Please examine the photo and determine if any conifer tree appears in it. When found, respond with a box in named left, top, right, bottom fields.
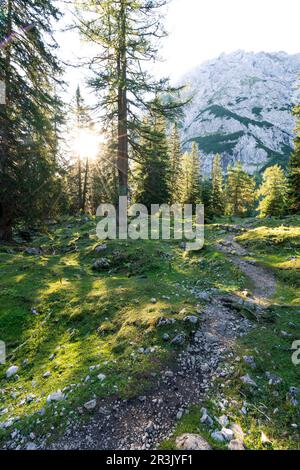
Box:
left=0, top=0, right=63, bottom=240
left=201, top=178, right=213, bottom=221
left=258, top=165, right=288, bottom=218
left=225, top=162, right=256, bottom=216
left=168, top=123, right=182, bottom=204
left=133, top=113, right=170, bottom=208
left=210, top=154, right=224, bottom=216
left=90, top=136, right=119, bottom=212
left=75, top=87, right=92, bottom=212
left=288, top=103, right=300, bottom=213
left=180, top=142, right=202, bottom=206
left=76, top=0, right=184, bottom=200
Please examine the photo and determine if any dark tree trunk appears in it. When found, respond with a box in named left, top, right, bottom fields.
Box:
left=78, top=156, right=82, bottom=210
left=117, top=0, right=128, bottom=199
left=82, top=157, right=89, bottom=212
left=0, top=1, right=13, bottom=242
left=0, top=203, right=13, bottom=241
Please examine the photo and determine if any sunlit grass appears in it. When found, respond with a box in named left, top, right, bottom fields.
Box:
left=0, top=218, right=246, bottom=444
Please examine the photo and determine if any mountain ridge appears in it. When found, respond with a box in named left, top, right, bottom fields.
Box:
left=181, top=50, right=300, bottom=174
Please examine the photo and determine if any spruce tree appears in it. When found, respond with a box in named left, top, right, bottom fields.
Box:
left=180, top=142, right=202, bottom=206
left=210, top=154, right=224, bottom=216
left=258, top=165, right=288, bottom=218
left=133, top=113, right=170, bottom=209
left=168, top=123, right=182, bottom=204
left=0, top=0, right=63, bottom=240
left=225, top=162, right=256, bottom=216
left=201, top=178, right=213, bottom=221
left=288, top=103, right=300, bottom=213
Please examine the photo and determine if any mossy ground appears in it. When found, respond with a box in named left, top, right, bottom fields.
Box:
left=0, top=216, right=245, bottom=446
left=1, top=215, right=299, bottom=449
left=162, top=215, right=300, bottom=450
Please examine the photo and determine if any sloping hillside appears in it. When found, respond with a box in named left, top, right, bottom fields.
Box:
left=182, top=50, right=300, bottom=174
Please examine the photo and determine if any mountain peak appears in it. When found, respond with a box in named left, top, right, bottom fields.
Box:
left=182, top=51, right=300, bottom=175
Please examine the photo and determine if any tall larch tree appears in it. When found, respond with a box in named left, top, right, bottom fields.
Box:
left=0, top=0, right=63, bottom=240
left=76, top=0, right=184, bottom=201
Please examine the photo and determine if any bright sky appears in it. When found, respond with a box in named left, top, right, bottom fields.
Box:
left=56, top=0, right=300, bottom=98
left=159, top=0, right=300, bottom=79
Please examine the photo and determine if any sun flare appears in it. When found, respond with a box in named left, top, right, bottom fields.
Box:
left=73, top=130, right=103, bottom=161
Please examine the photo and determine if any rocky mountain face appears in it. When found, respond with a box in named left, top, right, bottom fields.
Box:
left=181, top=50, right=300, bottom=175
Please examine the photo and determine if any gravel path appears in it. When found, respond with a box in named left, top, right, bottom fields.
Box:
left=217, top=235, right=276, bottom=303
left=42, top=297, right=252, bottom=450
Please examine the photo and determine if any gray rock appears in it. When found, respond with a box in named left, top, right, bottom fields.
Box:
left=25, top=248, right=42, bottom=256
left=95, top=244, right=108, bottom=253
left=266, top=372, right=283, bottom=386
left=240, top=374, right=257, bottom=387
left=157, top=317, right=176, bottom=327
left=46, top=390, right=64, bottom=403
left=164, top=371, right=174, bottom=378
left=243, top=356, right=257, bottom=369
left=200, top=408, right=214, bottom=427
left=221, top=427, right=235, bottom=441
left=218, top=415, right=229, bottom=427
left=97, top=373, right=106, bottom=382
left=184, top=315, right=198, bottom=325
left=6, top=366, right=19, bottom=378
left=92, top=258, right=110, bottom=270
left=228, top=439, right=245, bottom=450
left=26, top=442, right=37, bottom=450
left=145, top=421, right=155, bottom=434
left=197, top=292, right=210, bottom=301
left=171, top=334, right=186, bottom=346
left=84, top=400, right=97, bottom=411
left=31, top=308, right=40, bottom=316
left=281, top=330, right=293, bottom=338
left=290, top=387, right=300, bottom=397
left=176, top=433, right=211, bottom=450
left=204, top=332, right=218, bottom=344
left=211, top=431, right=225, bottom=443
left=230, top=423, right=245, bottom=439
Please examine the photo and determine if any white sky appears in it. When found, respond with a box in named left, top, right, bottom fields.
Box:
left=55, top=0, right=300, bottom=99
left=160, top=0, right=300, bottom=79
